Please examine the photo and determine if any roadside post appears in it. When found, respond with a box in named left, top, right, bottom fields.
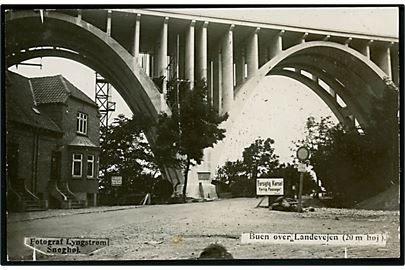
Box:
left=111, top=176, right=122, bottom=205
left=296, top=146, right=310, bottom=212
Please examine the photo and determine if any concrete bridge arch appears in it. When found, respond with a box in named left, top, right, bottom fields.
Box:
left=210, top=40, right=396, bottom=178
left=5, top=10, right=166, bottom=120
left=5, top=10, right=183, bottom=184
left=231, top=41, right=391, bottom=133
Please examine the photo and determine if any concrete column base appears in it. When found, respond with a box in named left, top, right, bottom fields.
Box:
left=178, top=165, right=218, bottom=200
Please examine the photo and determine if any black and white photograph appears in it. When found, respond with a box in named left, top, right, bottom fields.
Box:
left=1, top=5, right=403, bottom=264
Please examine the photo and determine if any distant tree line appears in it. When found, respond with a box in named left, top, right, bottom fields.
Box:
left=214, top=138, right=318, bottom=198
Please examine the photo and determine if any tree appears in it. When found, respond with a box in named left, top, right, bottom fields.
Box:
left=155, top=80, right=228, bottom=200
left=214, top=138, right=281, bottom=197
left=242, top=138, right=280, bottom=179
left=99, top=114, right=160, bottom=204
left=295, top=79, right=399, bottom=206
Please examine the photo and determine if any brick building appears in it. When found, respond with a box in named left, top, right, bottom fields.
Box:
left=6, top=71, right=100, bottom=211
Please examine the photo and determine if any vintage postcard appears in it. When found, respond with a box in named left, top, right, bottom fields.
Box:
left=1, top=5, right=402, bottom=265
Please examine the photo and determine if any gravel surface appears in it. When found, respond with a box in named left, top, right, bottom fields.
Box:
left=6, top=198, right=400, bottom=261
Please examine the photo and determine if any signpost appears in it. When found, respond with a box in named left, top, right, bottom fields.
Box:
left=256, top=178, right=284, bottom=208
left=296, top=146, right=310, bottom=212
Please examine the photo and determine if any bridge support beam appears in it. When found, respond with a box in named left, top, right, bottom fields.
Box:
left=246, top=27, right=259, bottom=78
left=359, top=40, right=372, bottom=59
left=106, top=10, right=112, bottom=37
left=268, top=30, right=284, bottom=59
left=76, top=9, right=82, bottom=23
left=300, top=32, right=308, bottom=44
left=391, top=45, right=399, bottom=85
left=221, top=25, right=234, bottom=113
left=132, top=14, right=141, bottom=64
left=375, top=44, right=392, bottom=79
left=185, top=20, right=196, bottom=89
left=197, top=22, right=209, bottom=82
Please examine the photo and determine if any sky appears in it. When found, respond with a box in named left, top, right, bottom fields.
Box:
left=155, top=7, right=398, bottom=37
left=8, top=7, right=398, bottom=166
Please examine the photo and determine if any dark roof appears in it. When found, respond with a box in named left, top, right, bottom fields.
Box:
left=30, top=74, right=97, bottom=106
left=6, top=71, right=63, bottom=134
left=68, top=136, right=98, bottom=148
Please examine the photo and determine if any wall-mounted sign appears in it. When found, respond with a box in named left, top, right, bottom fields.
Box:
left=111, top=176, right=122, bottom=186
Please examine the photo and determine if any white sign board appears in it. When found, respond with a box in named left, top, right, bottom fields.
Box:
left=111, top=176, right=122, bottom=186
left=298, top=163, right=307, bottom=172
left=256, top=178, right=284, bottom=196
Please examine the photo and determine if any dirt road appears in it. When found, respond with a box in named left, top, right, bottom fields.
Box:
left=6, top=198, right=400, bottom=261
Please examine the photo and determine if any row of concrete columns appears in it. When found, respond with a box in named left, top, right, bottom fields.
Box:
left=122, top=13, right=283, bottom=115
left=103, top=11, right=397, bottom=114
left=354, top=39, right=395, bottom=81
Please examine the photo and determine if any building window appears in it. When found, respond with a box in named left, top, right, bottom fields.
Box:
left=87, top=155, right=94, bottom=178
left=72, top=154, right=82, bottom=177
left=77, top=112, right=88, bottom=135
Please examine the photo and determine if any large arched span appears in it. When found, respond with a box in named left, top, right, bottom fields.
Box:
left=5, top=10, right=166, bottom=123
left=5, top=10, right=183, bottom=184
left=232, top=41, right=390, bottom=132
left=210, top=41, right=393, bottom=176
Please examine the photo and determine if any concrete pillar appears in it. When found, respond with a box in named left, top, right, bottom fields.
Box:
left=106, top=10, right=112, bottom=36
left=360, top=40, right=373, bottom=59
left=132, top=14, right=141, bottom=62
left=268, top=30, right=284, bottom=59
left=375, top=44, right=392, bottom=78
left=312, top=74, right=318, bottom=84
left=344, top=37, right=352, bottom=47
left=236, top=48, right=245, bottom=85
left=145, top=54, right=150, bottom=77
left=185, top=20, right=196, bottom=89
left=158, top=17, right=169, bottom=112
left=328, top=86, right=336, bottom=99
left=300, top=32, right=308, bottom=44
left=385, top=45, right=392, bottom=79
left=76, top=9, right=82, bottom=23
left=246, top=27, right=259, bottom=78
left=390, top=45, right=399, bottom=85
left=197, top=21, right=209, bottom=82
left=221, top=25, right=234, bottom=114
